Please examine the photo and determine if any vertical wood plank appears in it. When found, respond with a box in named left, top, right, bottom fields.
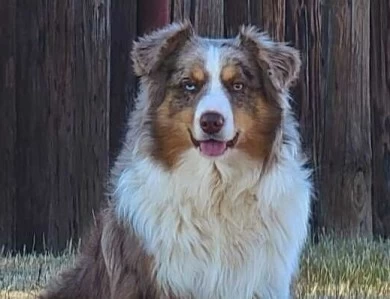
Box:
left=284, top=1, right=323, bottom=234
left=70, top=0, right=110, bottom=249
left=194, top=0, right=224, bottom=37
left=370, top=0, right=390, bottom=237
left=249, top=0, right=286, bottom=41
left=138, top=0, right=170, bottom=34
left=14, top=0, right=110, bottom=252
left=45, top=0, right=76, bottom=251
left=14, top=0, right=51, bottom=251
left=172, top=0, right=193, bottom=22
left=318, top=0, right=372, bottom=236
left=110, top=0, right=137, bottom=165
left=224, top=0, right=248, bottom=37
left=0, top=0, right=16, bottom=250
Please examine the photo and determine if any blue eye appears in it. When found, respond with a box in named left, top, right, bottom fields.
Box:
left=185, top=83, right=196, bottom=91
left=183, top=80, right=197, bottom=92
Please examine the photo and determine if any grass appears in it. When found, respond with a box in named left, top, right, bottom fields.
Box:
left=295, top=236, right=390, bottom=298
left=1, top=236, right=389, bottom=299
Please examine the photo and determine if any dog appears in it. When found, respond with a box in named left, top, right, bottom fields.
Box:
left=40, top=21, right=312, bottom=299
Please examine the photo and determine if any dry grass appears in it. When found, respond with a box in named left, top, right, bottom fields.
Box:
left=1, top=236, right=389, bottom=298
left=295, top=236, right=390, bottom=298
left=0, top=243, right=75, bottom=299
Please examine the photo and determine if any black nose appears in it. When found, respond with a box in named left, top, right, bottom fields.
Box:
left=200, top=112, right=225, bottom=134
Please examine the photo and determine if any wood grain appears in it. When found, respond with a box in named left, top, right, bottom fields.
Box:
left=110, top=0, right=137, bottom=165
left=370, top=0, right=390, bottom=237
left=71, top=0, right=110, bottom=250
left=14, top=0, right=52, bottom=251
left=137, top=0, right=170, bottom=34
left=224, top=0, right=248, bottom=37
left=194, top=0, right=224, bottom=37
left=249, top=0, right=286, bottom=41
left=284, top=1, right=323, bottom=234
left=318, top=0, right=372, bottom=236
left=172, top=0, right=193, bottom=22
left=12, top=0, right=110, bottom=252
left=0, top=0, right=16, bottom=250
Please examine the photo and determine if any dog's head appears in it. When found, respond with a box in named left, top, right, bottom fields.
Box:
left=132, top=21, right=301, bottom=170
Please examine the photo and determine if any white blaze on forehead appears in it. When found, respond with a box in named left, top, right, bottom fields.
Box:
left=193, top=45, right=235, bottom=140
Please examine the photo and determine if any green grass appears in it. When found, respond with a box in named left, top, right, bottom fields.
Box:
left=1, top=236, right=389, bottom=298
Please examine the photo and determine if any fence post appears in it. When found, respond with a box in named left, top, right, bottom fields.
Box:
left=11, top=0, right=110, bottom=252
left=318, top=0, right=372, bottom=236
left=137, top=0, right=170, bottom=34
left=284, top=1, right=322, bottom=235
left=0, top=0, right=16, bottom=251
left=370, top=0, right=390, bottom=238
left=109, top=0, right=138, bottom=165
left=194, top=0, right=224, bottom=37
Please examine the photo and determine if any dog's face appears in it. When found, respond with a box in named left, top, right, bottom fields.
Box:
left=132, top=22, right=301, bottom=169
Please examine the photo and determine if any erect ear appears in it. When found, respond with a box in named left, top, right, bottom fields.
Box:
left=237, top=25, right=301, bottom=92
left=131, top=21, right=194, bottom=77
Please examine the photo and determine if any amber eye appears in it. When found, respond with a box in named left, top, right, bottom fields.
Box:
left=232, top=82, right=244, bottom=91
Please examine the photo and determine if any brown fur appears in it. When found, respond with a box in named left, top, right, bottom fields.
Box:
left=152, top=92, right=194, bottom=168
left=234, top=97, right=281, bottom=161
left=39, top=206, right=174, bottom=299
left=221, top=65, right=238, bottom=82
left=191, top=65, right=206, bottom=82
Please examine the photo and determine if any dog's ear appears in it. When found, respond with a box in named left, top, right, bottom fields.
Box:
left=132, top=21, right=194, bottom=77
left=237, top=25, right=301, bottom=92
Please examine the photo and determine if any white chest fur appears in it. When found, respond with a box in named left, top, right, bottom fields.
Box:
left=114, top=149, right=311, bottom=299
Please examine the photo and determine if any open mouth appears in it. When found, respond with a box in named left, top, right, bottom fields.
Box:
left=189, top=130, right=239, bottom=157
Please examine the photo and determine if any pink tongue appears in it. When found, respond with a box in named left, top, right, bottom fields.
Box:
left=199, top=140, right=227, bottom=157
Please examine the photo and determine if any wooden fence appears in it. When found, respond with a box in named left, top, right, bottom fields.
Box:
left=1, top=0, right=389, bottom=252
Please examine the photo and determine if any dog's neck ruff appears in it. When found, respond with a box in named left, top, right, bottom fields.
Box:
left=113, top=140, right=311, bottom=298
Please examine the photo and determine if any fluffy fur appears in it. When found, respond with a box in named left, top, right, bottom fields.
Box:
left=40, top=21, right=312, bottom=299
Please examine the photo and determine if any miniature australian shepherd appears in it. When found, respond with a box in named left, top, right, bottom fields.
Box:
left=40, top=21, right=312, bottom=299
